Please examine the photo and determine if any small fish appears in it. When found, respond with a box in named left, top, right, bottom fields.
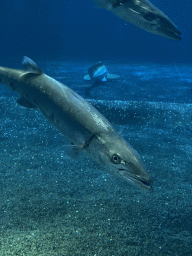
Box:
left=84, top=62, right=120, bottom=82
left=0, top=56, right=152, bottom=190
left=93, top=0, right=181, bottom=40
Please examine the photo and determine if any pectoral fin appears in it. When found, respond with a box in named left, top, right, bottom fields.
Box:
left=64, top=143, right=86, bottom=159
left=64, top=135, right=96, bottom=158
left=101, top=77, right=107, bottom=82
left=84, top=75, right=91, bottom=81
left=17, top=97, right=36, bottom=108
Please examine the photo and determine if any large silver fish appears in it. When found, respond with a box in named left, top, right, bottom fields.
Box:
left=94, top=0, right=181, bottom=40
left=0, top=57, right=152, bottom=190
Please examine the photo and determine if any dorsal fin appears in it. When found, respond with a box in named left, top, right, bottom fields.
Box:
left=22, top=56, right=42, bottom=75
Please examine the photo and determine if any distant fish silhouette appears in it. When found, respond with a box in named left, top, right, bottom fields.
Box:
left=84, top=62, right=120, bottom=82
left=93, top=0, right=181, bottom=40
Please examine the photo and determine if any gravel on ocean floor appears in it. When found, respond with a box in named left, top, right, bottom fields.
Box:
left=0, top=62, right=192, bottom=255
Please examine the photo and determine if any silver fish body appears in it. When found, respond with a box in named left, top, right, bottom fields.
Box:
left=94, top=0, right=181, bottom=40
left=0, top=57, right=152, bottom=190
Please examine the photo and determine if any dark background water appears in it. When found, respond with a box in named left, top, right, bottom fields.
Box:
left=0, top=0, right=192, bottom=64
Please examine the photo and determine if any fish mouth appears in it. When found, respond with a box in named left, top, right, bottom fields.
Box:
left=157, top=16, right=181, bottom=40
left=119, top=169, right=152, bottom=191
left=143, top=12, right=181, bottom=40
left=158, top=25, right=181, bottom=41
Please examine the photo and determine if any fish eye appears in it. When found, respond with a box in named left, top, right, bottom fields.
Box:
left=111, top=154, right=121, bottom=164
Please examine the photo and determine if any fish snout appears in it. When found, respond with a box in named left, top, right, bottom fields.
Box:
left=118, top=164, right=152, bottom=191
left=143, top=12, right=181, bottom=40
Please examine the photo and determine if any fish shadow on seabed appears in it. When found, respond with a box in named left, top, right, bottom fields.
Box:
left=84, top=80, right=115, bottom=98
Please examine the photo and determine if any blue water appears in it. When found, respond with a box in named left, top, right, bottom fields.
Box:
left=0, top=1, right=192, bottom=63
left=0, top=1, right=192, bottom=255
